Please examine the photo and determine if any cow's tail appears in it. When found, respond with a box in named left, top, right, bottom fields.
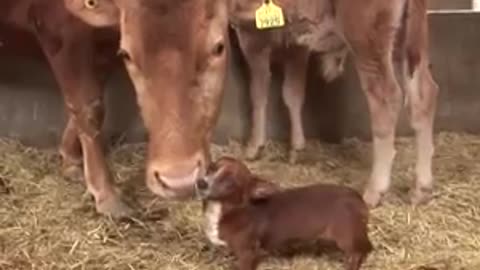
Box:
left=396, top=0, right=431, bottom=107
left=399, top=0, right=429, bottom=77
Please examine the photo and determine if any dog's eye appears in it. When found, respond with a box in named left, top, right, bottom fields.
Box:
left=117, top=49, right=132, bottom=62
left=206, top=163, right=217, bottom=174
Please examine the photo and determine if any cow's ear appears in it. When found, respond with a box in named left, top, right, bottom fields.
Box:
left=249, top=177, right=280, bottom=200
left=64, top=0, right=120, bottom=27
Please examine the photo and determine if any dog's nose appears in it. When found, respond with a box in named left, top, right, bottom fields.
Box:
left=196, top=178, right=208, bottom=190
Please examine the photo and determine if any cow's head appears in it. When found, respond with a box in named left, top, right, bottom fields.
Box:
left=64, top=0, right=229, bottom=199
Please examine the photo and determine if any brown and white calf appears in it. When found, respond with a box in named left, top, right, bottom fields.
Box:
left=0, top=0, right=229, bottom=217
left=229, top=0, right=439, bottom=207
left=196, top=157, right=373, bottom=270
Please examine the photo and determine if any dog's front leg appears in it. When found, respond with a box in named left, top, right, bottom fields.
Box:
left=231, top=239, right=260, bottom=270
left=234, top=251, right=258, bottom=270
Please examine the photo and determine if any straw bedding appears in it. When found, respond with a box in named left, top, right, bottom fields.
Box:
left=0, top=132, right=479, bottom=270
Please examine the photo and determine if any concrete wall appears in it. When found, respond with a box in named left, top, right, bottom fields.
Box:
left=427, top=0, right=472, bottom=10
left=1, top=11, right=480, bottom=148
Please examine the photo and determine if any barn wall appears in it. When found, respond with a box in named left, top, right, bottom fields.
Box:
left=0, top=11, right=480, bottom=148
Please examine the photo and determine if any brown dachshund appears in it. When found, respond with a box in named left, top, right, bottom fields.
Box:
left=195, top=156, right=373, bottom=270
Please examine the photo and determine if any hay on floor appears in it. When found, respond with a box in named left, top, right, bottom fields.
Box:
left=0, top=132, right=479, bottom=270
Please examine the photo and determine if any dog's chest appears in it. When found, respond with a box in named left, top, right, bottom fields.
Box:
left=204, top=202, right=227, bottom=246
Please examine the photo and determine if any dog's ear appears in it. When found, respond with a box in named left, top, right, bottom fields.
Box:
left=249, top=177, right=280, bottom=200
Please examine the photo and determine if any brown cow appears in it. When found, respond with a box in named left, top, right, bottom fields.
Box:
left=0, top=0, right=229, bottom=217
left=229, top=0, right=439, bottom=207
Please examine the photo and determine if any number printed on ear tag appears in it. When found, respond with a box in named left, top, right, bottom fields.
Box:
left=255, top=0, right=285, bottom=30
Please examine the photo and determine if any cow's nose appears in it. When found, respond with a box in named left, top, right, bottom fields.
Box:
left=147, top=155, right=205, bottom=199
left=153, top=171, right=171, bottom=190
left=196, top=178, right=209, bottom=190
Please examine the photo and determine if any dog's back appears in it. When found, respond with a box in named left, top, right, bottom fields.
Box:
left=250, top=183, right=372, bottom=254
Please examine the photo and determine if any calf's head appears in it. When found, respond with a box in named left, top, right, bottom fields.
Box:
left=64, top=0, right=229, bottom=198
left=196, top=157, right=279, bottom=205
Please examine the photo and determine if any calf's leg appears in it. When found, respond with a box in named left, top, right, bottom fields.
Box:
left=236, top=30, right=272, bottom=160
left=349, top=44, right=403, bottom=208
left=281, top=47, right=309, bottom=164
left=356, top=55, right=402, bottom=208
left=32, top=17, right=133, bottom=217
left=405, top=62, right=438, bottom=205
left=395, top=0, right=438, bottom=205
left=339, top=12, right=403, bottom=207
left=339, top=3, right=404, bottom=207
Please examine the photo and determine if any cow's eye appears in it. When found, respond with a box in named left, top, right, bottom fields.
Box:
left=117, top=48, right=132, bottom=62
left=212, top=41, right=225, bottom=56
left=84, top=0, right=98, bottom=9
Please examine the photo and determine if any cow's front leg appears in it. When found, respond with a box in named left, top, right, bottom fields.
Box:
left=59, top=116, right=83, bottom=182
left=53, top=58, right=133, bottom=218
left=236, top=30, right=272, bottom=160
left=281, top=47, right=309, bottom=164
left=33, top=19, right=134, bottom=217
left=59, top=40, right=118, bottom=183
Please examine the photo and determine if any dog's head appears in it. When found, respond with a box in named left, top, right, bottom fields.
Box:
left=195, top=156, right=279, bottom=204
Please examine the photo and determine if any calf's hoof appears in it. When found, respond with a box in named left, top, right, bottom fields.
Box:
left=288, top=150, right=298, bottom=164
left=363, top=188, right=384, bottom=208
left=244, top=144, right=263, bottom=161
left=62, top=164, right=84, bottom=182
left=410, top=186, right=433, bottom=206
left=288, top=149, right=304, bottom=164
left=96, top=194, right=136, bottom=218
left=288, top=142, right=305, bottom=164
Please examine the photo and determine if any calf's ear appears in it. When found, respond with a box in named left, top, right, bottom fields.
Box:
left=249, top=177, right=281, bottom=200
left=64, top=0, right=120, bottom=27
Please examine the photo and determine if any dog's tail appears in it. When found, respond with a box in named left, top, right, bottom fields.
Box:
left=342, top=201, right=374, bottom=256
left=351, top=208, right=374, bottom=256
left=360, top=233, right=374, bottom=255
left=353, top=196, right=374, bottom=254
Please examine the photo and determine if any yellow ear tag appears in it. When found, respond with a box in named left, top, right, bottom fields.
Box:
left=255, top=0, right=285, bottom=30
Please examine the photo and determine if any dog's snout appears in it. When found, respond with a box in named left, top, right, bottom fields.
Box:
left=196, top=178, right=209, bottom=190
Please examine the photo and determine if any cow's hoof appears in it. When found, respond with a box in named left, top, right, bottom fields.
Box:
left=96, top=195, right=136, bottom=218
left=363, top=189, right=383, bottom=209
left=410, top=186, right=433, bottom=206
left=62, top=164, right=84, bottom=182
left=244, top=145, right=263, bottom=161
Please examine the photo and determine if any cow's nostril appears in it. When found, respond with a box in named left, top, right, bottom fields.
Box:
left=154, top=171, right=170, bottom=190
left=196, top=178, right=208, bottom=190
